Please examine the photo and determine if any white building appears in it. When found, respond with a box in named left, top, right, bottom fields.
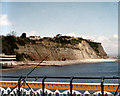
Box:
left=0, top=53, right=16, bottom=66
left=29, top=36, right=41, bottom=40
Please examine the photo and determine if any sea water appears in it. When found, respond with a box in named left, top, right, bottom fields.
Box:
left=2, top=61, right=119, bottom=83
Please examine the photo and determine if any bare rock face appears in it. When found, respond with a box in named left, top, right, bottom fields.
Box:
left=97, top=43, right=108, bottom=59
left=15, top=40, right=108, bottom=61
left=77, top=41, right=99, bottom=59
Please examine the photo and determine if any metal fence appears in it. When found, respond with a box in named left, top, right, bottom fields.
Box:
left=0, top=76, right=120, bottom=96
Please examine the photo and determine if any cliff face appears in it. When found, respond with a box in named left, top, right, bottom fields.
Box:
left=2, top=35, right=108, bottom=61
left=97, top=43, right=108, bottom=58
left=15, top=39, right=108, bottom=61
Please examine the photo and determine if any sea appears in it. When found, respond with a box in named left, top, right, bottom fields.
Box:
left=2, top=61, right=119, bottom=83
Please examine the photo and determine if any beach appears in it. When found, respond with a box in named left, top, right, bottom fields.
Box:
left=1, top=58, right=118, bottom=71
left=42, top=59, right=118, bottom=66
left=16, top=58, right=117, bottom=66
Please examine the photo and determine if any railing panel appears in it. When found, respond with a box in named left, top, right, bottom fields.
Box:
left=0, top=81, right=119, bottom=95
left=0, top=76, right=120, bottom=95
left=0, top=81, right=119, bottom=92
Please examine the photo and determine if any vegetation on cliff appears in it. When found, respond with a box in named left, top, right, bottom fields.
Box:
left=2, top=36, right=18, bottom=55
left=2, top=33, right=107, bottom=61
left=86, top=40, right=100, bottom=55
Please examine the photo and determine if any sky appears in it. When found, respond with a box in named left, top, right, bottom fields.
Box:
left=0, top=2, right=118, bottom=55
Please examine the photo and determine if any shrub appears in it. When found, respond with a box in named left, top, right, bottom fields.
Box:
left=70, top=39, right=79, bottom=45
left=87, top=41, right=99, bottom=54
left=17, top=38, right=26, bottom=46
left=23, top=54, right=35, bottom=61
left=16, top=53, right=24, bottom=61
left=2, top=36, right=18, bottom=54
left=20, top=33, right=26, bottom=38
left=16, top=37, right=30, bottom=46
left=78, top=37, right=83, bottom=43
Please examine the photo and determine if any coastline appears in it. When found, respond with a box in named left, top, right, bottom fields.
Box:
left=1, top=58, right=118, bottom=71
left=41, top=59, right=118, bottom=66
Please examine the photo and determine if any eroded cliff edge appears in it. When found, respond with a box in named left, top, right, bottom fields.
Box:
left=2, top=35, right=108, bottom=61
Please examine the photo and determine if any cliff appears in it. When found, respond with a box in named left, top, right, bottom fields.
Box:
left=2, top=35, right=108, bottom=61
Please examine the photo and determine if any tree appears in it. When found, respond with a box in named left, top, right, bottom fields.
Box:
left=56, top=34, right=62, bottom=38
left=7, top=31, right=16, bottom=36
left=20, top=33, right=26, bottom=38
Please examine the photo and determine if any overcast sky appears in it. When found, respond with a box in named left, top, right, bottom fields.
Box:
left=0, top=2, right=118, bottom=55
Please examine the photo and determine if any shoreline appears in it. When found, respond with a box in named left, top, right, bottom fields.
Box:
left=2, top=58, right=118, bottom=71
left=41, top=59, right=118, bottom=66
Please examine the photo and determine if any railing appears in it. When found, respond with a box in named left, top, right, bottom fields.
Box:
left=0, top=76, right=120, bottom=96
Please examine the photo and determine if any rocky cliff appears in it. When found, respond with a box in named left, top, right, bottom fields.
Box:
left=2, top=35, right=108, bottom=61
left=13, top=36, right=108, bottom=61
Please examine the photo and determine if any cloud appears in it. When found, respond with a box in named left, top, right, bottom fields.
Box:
left=65, top=33, right=76, bottom=37
left=96, top=34, right=118, bottom=46
left=113, top=34, right=118, bottom=39
left=65, top=32, right=96, bottom=40
left=25, top=30, right=38, bottom=37
left=95, top=34, right=118, bottom=55
left=0, top=14, right=12, bottom=26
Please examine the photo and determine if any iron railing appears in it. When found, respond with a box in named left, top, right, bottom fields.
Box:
left=0, top=76, right=120, bottom=96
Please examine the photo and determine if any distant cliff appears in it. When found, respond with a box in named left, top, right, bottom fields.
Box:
left=2, top=35, right=108, bottom=61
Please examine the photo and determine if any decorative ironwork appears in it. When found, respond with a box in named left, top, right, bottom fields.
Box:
left=0, top=81, right=120, bottom=95
left=0, top=76, right=120, bottom=96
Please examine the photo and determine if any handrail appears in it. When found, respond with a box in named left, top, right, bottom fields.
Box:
left=1, top=76, right=120, bottom=79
